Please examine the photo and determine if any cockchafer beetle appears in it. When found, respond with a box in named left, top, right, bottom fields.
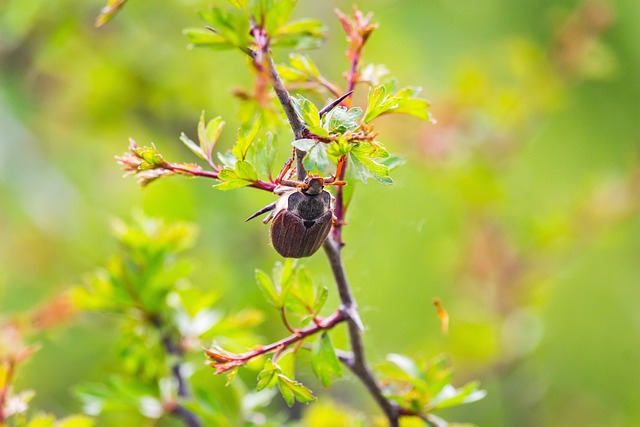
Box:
left=246, top=158, right=346, bottom=258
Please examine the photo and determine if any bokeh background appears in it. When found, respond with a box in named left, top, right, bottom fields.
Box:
left=1, top=0, right=639, bottom=425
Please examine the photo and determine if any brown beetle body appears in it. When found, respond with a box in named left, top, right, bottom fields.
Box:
left=269, top=189, right=333, bottom=258
left=246, top=158, right=346, bottom=259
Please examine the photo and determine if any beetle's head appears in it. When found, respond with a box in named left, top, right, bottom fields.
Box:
left=302, top=177, right=325, bottom=195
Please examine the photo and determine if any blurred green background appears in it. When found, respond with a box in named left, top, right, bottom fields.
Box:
left=1, top=0, right=639, bottom=425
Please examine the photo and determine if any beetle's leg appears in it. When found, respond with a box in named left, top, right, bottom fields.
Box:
left=275, top=158, right=294, bottom=185
left=324, top=155, right=347, bottom=185
left=278, top=179, right=307, bottom=189
left=245, top=201, right=277, bottom=222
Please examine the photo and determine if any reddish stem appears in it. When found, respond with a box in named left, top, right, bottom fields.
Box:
left=207, top=309, right=347, bottom=372
left=331, top=155, right=348, bottom=246
left=168, top=165, right=276, bottom=192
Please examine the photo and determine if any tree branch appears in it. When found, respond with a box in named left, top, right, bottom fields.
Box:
left=151, top=317, right=202, bottom=427
left=264, top=53, right=307, bottom=181
left=323, top=237, right=400, bottom=427
left=206, top=309, right=348, bottom=374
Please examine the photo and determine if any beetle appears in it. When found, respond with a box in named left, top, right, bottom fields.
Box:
left=246, top=159, right=346, bottom=258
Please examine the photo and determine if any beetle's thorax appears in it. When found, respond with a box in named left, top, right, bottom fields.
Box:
left=301, top=177, right=324, bottom=196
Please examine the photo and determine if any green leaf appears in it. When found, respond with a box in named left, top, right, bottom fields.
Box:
left=364, top=85, right=392, bottom=123
left=226, top=0, right=248, bottom=9
left=217, top=150, right=237, bottom=168
left=257, top=359, right=281, bottom=392
left=289, top=53, right=320, bottom=78
left=303, top=142, right=329, bottom=173
left=180, top=133, right=206, bottom=161
left=390, top=87, right=433, bottom=121
left=292, top=95, right=321, bottom=129
left=214, top=161, right=257, bottom=190
left=253, top=132, right=278, bottom=180
left=387, top=353, right=421, bottom=378
left=276, top=374, right=316, bottom=406
left=272, top=19, right=327, bottom=49
left=323, top=106, right=362, bottom=134
left=198, top=112, right=225, bottom=160
left=255, top=269, right=280, bottom=307
left=291, top=266, right=315, bottom=312
left=381, top=156, right=406, bottom=171
left=364, top=85, right=433, bottom=123
left=313, top=286, right=328, bottom=315
left=261, top=0, right=297, bottom=36
left=311, top=333, right=342, bottom=387
left=183, top=28, right=234, bottom=50
left=349, top=152, right=392, bottom=185
left=232, top=118, right=261, bottom=161
left=428, top=382, right=487, bottom=411
left=198, top=7, right=252, bottom=51
left=292, top=138, right=316, bottom=151
left=277, top=259, right=298, bottom=300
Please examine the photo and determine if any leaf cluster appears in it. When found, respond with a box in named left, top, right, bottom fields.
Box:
left=72, top=214, right=262, bottom=424
left=379, top=354, right=486, bottom=425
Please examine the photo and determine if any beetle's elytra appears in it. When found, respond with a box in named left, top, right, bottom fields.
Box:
left=246, top=160, right=346, bottom=258
left=269, top=185, right=333, bottom=258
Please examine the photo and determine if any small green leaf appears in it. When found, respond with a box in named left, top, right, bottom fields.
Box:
left=276, top=374, right=316, bottom=406
left=198, top=112, right=225, bottom=160
left=303, top=142, right=329, bottom=173
left=324, top=106, right=362, bottom=134
left=364, top=85, right=433, bottom=123
left=364, top=85, right=391, bottom=123
left=381, top=156, right=406, bottom=171
left=217, top=150, right=237, bottom=168
left=273, top=19, right=327, bottom=50
left=277, top=376, right=295, bottom=407
left=180, top=133, right=206, bottom=161
left=313, top=286, right=328, bottom=315
left=232, top=118, right=261, bottom=161
left=253, top=132, right=278, bottom=180
left=255, top=269, right=280, bottom=307
left=349, top=152, right=392, bottom=185
left=289, top=53, right=320, bottom=78
left=235, top=160, right=258, bottom=181
left=311, top=333, right=342, bottom=387
left=390, top=87, right=433, bottom=122
left=292, top=95, right=321, bottom=129
left=294, top=266, right=315, bottom=311
left=429, top=382, right=487, bottom=410
left=183, top=28, right=234, bottom=50
left=261, top=0, right=297, bottom=36
left=198, top=7, right=252, bottom=51
left=292, top=138, right=317, bottom=151
left=387, top=353, right=421, bottom=378
left=278, top=259, right=298, bottom=300
left=257, top=359, right=281, bottom=392
left=213, top=160, right=257, bottom=190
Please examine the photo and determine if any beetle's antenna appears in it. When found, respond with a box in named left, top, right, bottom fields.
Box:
left=245, top=202, right=277, bottom=222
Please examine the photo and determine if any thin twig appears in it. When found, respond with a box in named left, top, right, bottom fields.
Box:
left=323, top=237, right=400, bottom=427
left=206, top=309, right=347, bottom=373
left=151, top=317, right=203, bottom=427
left=264, top=54, right=307, bottom=181
left=168, top=165, right=276, bottom=192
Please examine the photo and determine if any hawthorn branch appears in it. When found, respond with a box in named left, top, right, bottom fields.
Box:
left=167, top=164, right=277, bottom=192
left=323, top=237, right=400, bottom=427
left=206, top=309, right=347, bottom=373
left=150, top=317, right=202, bottom=427
left=264, top=53, right=307, bottom=181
